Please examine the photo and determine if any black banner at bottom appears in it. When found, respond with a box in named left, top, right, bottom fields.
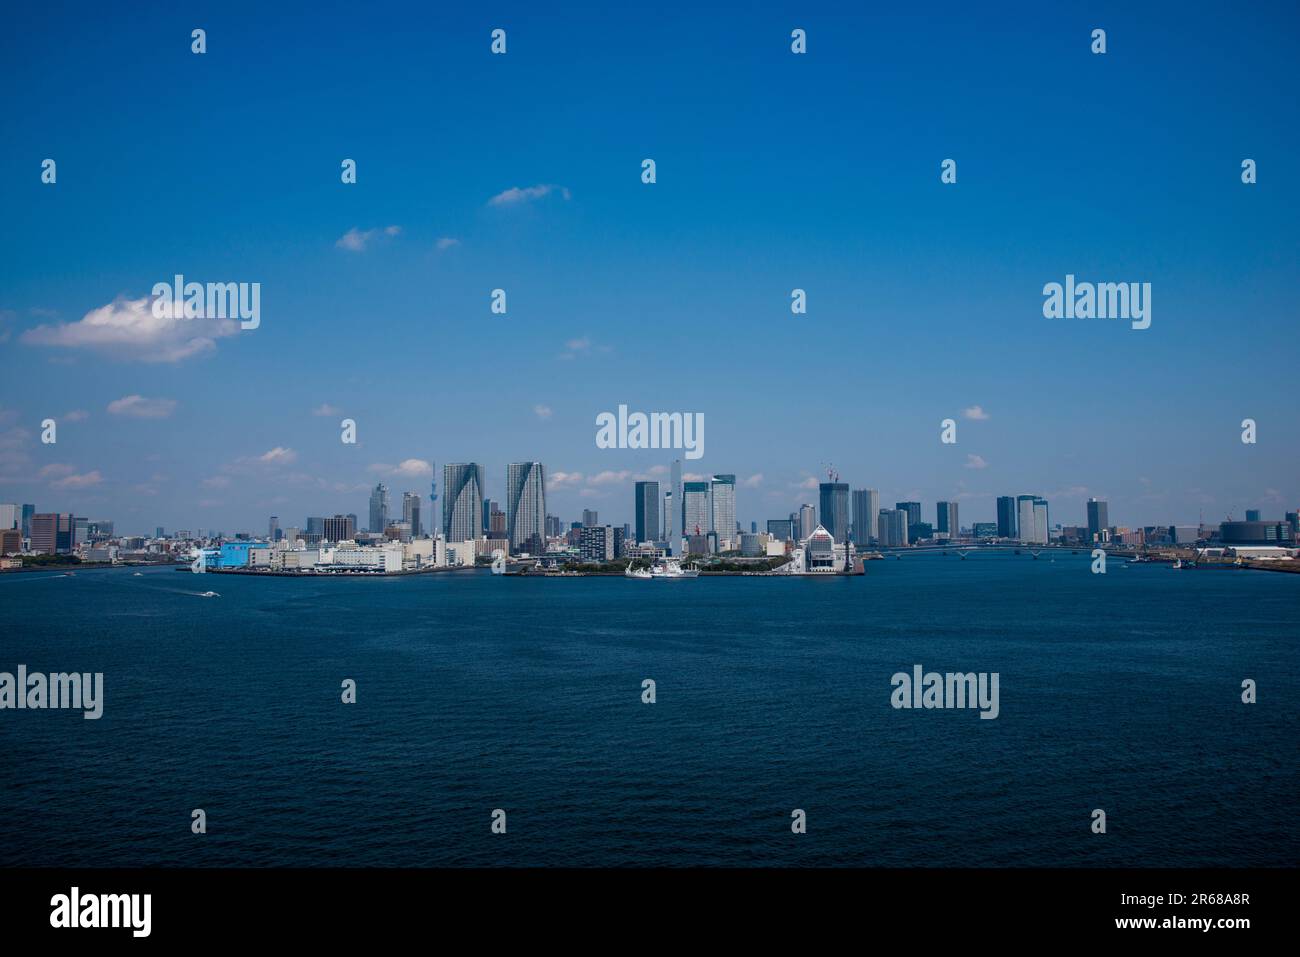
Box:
left=0, top=867, right=1283, bottom=943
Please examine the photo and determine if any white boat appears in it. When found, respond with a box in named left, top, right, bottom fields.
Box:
left=1172, top=559, right=1182, bottom=569
left=626, top=559, right=699, bottom=579
left=200, top=590, right=220, bottom=597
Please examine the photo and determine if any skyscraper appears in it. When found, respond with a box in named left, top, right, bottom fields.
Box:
left=820, top=482, right=850, bottom=543
left=936, top=501, right=958, bottom=536
left=30, top=513, right=74, bottom=554
left=403, top=492, right=422, bottom=537
left=634, top=481, right=661, bottom=543
left=506, top=462, right=547, bottom=554
left=323, top=514, right=356, bottom=542
left=671, top=459, right=683, bottom=544
left=852, top=489, right=879, bottom=544
left=21, top=504, right=35, bottom=538
left=878, top=508, right=908, bottom=547
left=710, top=475, right=736, bottom=549
left=683, top=482, right=711, bottom=537
left=895, top=501, right=922, bottom=527
left=442, top=463, right=484, bottom=541
left=582, top=509, right=599, bottom=527
left=1017, top=495, right=1048, bottom=544
left=1086, top=498, right=1108, bottom=542
left=798, top=504, right=816, bottom=540
left=368, top=483, right=390, bottom=533
left=996, top=496, right=1018, bottom=539
left=0, top=504, right=18, bottom=531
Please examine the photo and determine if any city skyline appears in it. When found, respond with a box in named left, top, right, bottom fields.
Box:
left=2, top=4, right=1297, bottom=535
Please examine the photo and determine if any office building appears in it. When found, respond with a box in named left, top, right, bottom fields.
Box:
left=635, top=481, right=661, bottom=543
left=683, top=482, right=710, bottom=537
left=322, top=514, right=356, bottom=542
left=368, top=483, right=390, bottom=533
left=818, top=482, right=850, bottom=544
left=0, top=504, right=18, bottom=531
left=30, top=513, right=74, bottom=554
left=671, top=459, right=683, bottom=543
left=797, top=504, right=816, bottom=540
left=878, top=508, right=908, bottom=547
left=768, top=518, right=794, bottom=541
left=936, top=501, right=958, bottom=537
left=996, top=496, right=1017, bottom=538
left=852, top=489, right=879, bottom=544
left=1086, top=498, right=1108, bottom=542
left=710, top=475, right=736, bottom=550
left=506, top=462, right=547, bottom=554
left=402, top=493, right=422, bottom=538
left=582, top=509, right=599, bottom=527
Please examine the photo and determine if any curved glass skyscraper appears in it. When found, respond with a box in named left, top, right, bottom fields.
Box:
left=442, top=463, right=484, bottom=542
left=506, top=462, right=547, bottom=554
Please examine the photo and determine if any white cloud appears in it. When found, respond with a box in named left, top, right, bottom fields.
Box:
left=312, top=403, right=341, bottom=417
left=336, top=226, right=402, bottom=252
left=488, top=183, right=571, bottom=207
left=962, top=405, right=990, bottom=421
left=38, top=463, right=76, bottom=478
left=22, top=295, right=238, bottom=363
left=791, top=476, right=819, bottom=490
left=964, top=454, right=988, bottom=469
left=107, top=395, right=177, bottom=419
left=53, top=470, right=103, bottom=489
left=742, top=474, right=764, bottom=488
left=63, top=409, right=89, bottom=422
left=587, top=470, right=631, bottom=486
left=369, top=458, right=433, bottom=478
left=547, top=471, right=583, bottom=490
left=533, top=404, right=553, bottom=420
left=258, top=447, right=298, bottom=466
left=435, top=237, right=460, bottom=251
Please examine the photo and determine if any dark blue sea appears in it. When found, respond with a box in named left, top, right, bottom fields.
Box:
left=1, top=552, right=1296, bottom=867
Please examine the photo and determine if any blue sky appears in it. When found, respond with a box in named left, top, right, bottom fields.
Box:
left=2, top=0, right=1298, bottom=534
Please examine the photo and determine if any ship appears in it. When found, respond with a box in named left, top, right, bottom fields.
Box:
left=625, top=558, right=699, bottom=579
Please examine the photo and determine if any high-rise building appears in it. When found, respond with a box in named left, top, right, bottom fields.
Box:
left=582, top=509, right=599, bottom=527
left=936, top=501, right=958, bottom=536
left=852, top=489, right=879, bottom=544
left=663, top=491, right=673, bottom=543
left=30, top=513, right=74, bottom=554
left=671, top=459, right=683, bottom=543
left=368, top=483, right=390, bottom=533
left=429, top=463, right=438, bottom=535
left=579, top=525, right=616, bottom=561
left=767, top=518, right=794, bottom=541
left=710, top=475, right=736, bottom=549
left=1086, top=498, right=1109, bottom=542
left=323, top=514, right=356, bottom=542
left=0, top=504, right=18, bottom=531
left=481, top=499, right=495, bottom=535
left=443, top=464, right=484, bottom=542
left=878, top=509, right=908, bottom=547
left=306, top=516, right=325, bottom=537
left=403, top=492, right=422, bottom=537
left=545, top=514, right=562, bottom=537
left=820, top=483, right=850, bottom=543
left=798, top=504, right=816, bottom=540
left=1245, top=509, right=1261, bottom=522
left=0, top=528, right=21, bottom=555
left=1017, top=495, right=1049, bottom=544
left=21, top=504, right=35, bottom=538
left=683, top=482, right=711, bottom=537
left=506, top=462, right=547, bottom=554
left=634, top=481, right=661, bottom=543
left=895, top=502, right=922, bottom=527
left=996, top=496, right=1018, bottom=539
left=268, top=516, right=280, bottom=541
